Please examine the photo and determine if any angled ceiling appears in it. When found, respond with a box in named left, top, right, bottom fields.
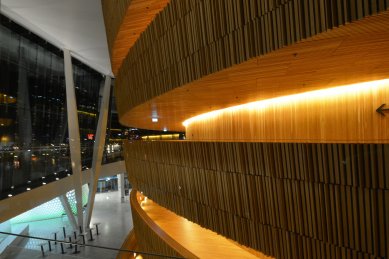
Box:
left=0, top=0, right=112, bottom=76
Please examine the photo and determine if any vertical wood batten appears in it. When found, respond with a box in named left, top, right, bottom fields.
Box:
left=109, top=0, right=389, bottom=118
left=124, top=141, right=389, bottom=259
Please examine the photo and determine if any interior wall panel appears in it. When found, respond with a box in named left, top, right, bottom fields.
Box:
left=112, top=0, right=389, bottom=122
left=101, top=0, right=132, bottom=57
left=102, top=0, right=170, bottom=74
left=130, top=191, right=188, bottom=259
left=124, top=140, right=389, bottom=259
left=184, top=79, right=389, bottom=143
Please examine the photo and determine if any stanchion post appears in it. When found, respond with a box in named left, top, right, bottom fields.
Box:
left=94, top=223, right=100, bottom=235
left=68, top=237, right=73, bottom=249
left=60, top=243, right=65, bottom=254
left=40, top=245, right=45, bottom=257
left=88, top=228, right=94, bottom=241
left=73, top=244, right=80, bottom=254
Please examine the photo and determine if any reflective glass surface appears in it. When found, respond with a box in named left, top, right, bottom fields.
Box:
left=0, top=14, right=180, bottom=199
left=0, top=14, right=103, bottom=197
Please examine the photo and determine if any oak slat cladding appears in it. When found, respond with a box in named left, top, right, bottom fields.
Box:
left=185, top=80, right=389, bottom=143
left=117, top=10, right=389, bottom=132
left=102, top=0, right=170, bottom=74
left=124, top=140, right=389, bottom=259
left=131, top=190, right=269, bottom=258
left=101, top=0, right=132, bottom=58
left=112, top=0, right=389, bottom=122
left=130, top=193, right=186, bottom=259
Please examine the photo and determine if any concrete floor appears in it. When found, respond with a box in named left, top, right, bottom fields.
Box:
left=1, top=190, right=133, bottom=259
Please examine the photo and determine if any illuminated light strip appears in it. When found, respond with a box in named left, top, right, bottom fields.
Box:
left=77, top=110, right=97, bottom=117
left=141, top=134, right=180, bottom=140
left=183, top=79, right=389, bottom=127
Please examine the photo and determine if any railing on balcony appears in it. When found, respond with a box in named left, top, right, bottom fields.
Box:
left=0, top=231, right=185, bottom=258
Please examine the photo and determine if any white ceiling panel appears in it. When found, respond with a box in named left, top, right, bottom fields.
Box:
left=1, top=0, right=112, bottom=76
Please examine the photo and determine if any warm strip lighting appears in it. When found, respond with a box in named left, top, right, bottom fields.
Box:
left=77, top=110, right=97, bottom=117
left=141, top=134, right=180, bottom=140
left=183, top=79, right=389, bottom=127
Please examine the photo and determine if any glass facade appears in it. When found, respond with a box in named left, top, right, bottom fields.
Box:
left=0, top=13, right=182, bottom=200
left=72, top=59, right=103, bottom=168
left=0, top=14, right=104, bottom=198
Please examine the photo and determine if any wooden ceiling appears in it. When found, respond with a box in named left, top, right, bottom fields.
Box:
left=119, top=11, right=389, bottom=132
left=110, top=0, right=170, bottom=74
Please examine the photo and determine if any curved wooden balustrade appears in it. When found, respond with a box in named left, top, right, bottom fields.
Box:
left=116, top=10, right=389, bottom=132
left=101, top=0, right=132, bottom=58
left=109, top=1, right=389, bottom=131
left=125, top=140, right=389, bottom=259
left=102, top=0, right=170, bottom=74
left=185, top=79, right=389, bottom=143
left=116, top=230, right=137, bottom=259
left=130, top=189, right=270, bottom=259
left=103, top=1, right=389, bottom=258
left=130, top=190, right=192, bottom=259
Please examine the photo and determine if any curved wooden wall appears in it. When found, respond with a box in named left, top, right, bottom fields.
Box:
left=114, top=0, right=389, bottom=127
left=185, top=79, right=389, bottom=143
left=124, top=140, right=389, bottom=259
left=116, top=230, right=137, bottom=259
left=130, top=189, right=194, bottom=259
left=101, top=0, right=132, bottom=57
left=102, top=0, right=170, bottom=74
left=115, top=11, right=389, bottom=131
left=105, top=1, right=389, bottom=258
left=131, top=189, right=269, bottom=258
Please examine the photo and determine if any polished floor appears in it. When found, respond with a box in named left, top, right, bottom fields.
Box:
left=1, top=190, right=133, bottom=259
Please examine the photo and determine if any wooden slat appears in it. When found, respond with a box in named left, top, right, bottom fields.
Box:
left=114, top=10, right=389, bottom=132
left=102, top=0, right=171, bottom=74
left=185, top=79, right=389, bottom=143
left=124, top=141, right=389, bottom=259
left=131, top=190, right=269, bottom=259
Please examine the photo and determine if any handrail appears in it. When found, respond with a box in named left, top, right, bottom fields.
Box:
left=130, top=190, right=197, bottom=258
left=0, top=231, right=185, bottom=259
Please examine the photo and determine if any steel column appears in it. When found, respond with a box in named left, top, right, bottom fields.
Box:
left=63, top=48, right=84, bottom=230
left=84, top=76, right=111, bottom=228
